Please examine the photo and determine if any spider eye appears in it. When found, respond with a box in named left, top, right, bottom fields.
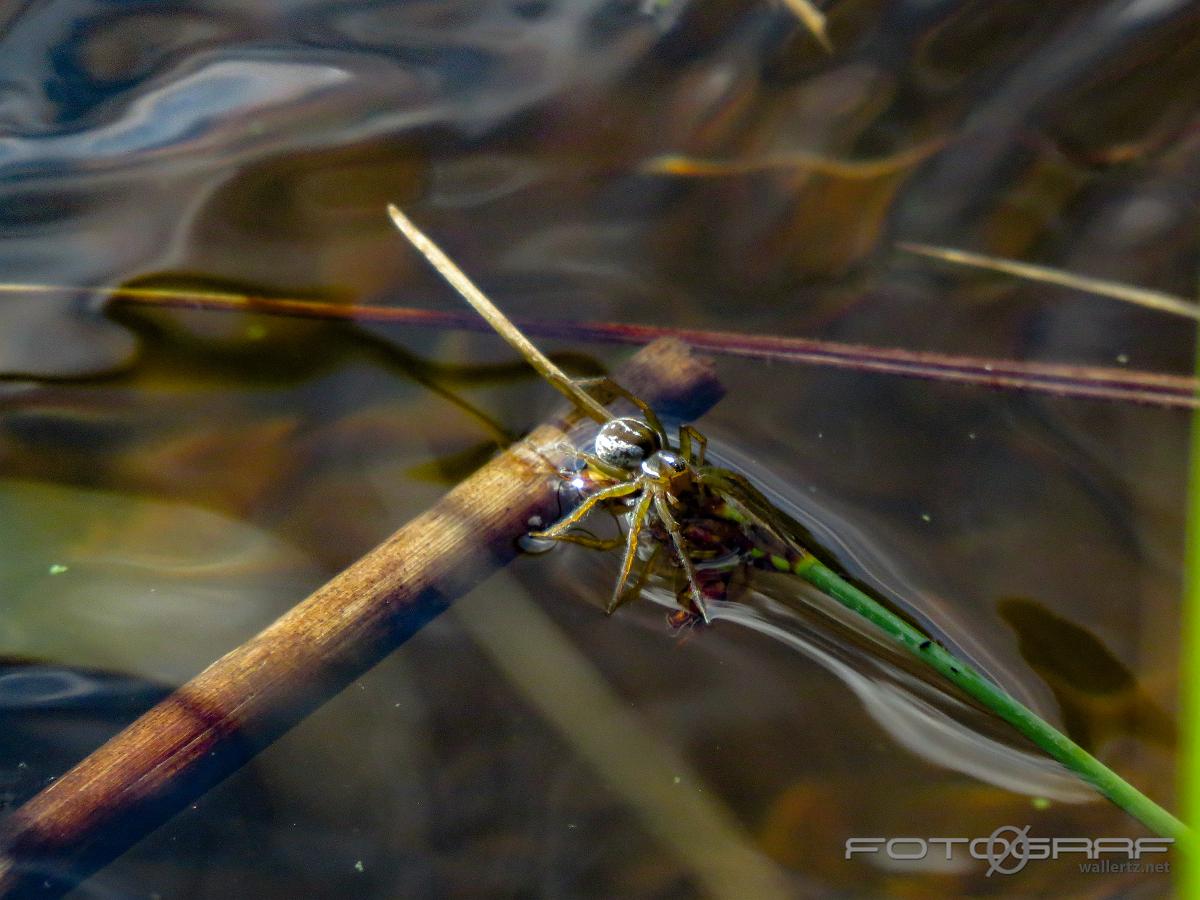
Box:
left=594, top=417, right=660, bottom=470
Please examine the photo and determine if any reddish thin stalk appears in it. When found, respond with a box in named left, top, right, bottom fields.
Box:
left=97, top=288, right=1198, bottom=410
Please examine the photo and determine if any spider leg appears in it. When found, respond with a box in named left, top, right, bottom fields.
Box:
left=552, top=438, right=636, bottom=482
left=606, top=490, right=654, bottom=614
left=695, top=468, right=814, bottom=566
left=678, top=425, right=707, bottom=466
left=574, top=376, right=669, bottom=449
left=531, top=479, right=640, bottom=538
left=542, top=532, right=624, bottom=551
left=574, top=449, right=628, bottom=481
left=652, top=490, right=710, bottom=623
left=611, top=541, right=663, bottom=615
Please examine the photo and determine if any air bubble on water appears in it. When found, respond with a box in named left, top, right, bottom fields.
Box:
left=518, top=534, right=556, bottom=554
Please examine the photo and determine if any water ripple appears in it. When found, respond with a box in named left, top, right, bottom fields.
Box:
left=0, top=57, right=352, bottom=174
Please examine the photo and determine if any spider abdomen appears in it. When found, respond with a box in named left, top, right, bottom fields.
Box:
left=594, top=417, right=661, bottom=470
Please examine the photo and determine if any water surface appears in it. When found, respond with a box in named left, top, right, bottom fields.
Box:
left=1, top=0, right=1195, bottom=895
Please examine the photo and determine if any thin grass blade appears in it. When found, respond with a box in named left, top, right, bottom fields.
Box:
left=899, top=242, right=1200, bottom=321
left=386, top=204, right=613, bottom=424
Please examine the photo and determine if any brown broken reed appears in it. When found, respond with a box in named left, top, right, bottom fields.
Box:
left=0, top=337, right=723, bottom=899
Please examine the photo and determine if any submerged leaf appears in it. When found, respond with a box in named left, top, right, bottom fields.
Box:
left=0, top=479, right=321, bottom=683
left=998, top=597, right=1176, bottom=751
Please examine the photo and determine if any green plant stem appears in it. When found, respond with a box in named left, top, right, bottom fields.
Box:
left=785, top=555, right=1191, bottom=842
left=1178, top=333, right=1200, bottom=893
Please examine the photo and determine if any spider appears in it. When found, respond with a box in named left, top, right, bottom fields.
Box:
left=529, top=375, right=818, bottom=626
left=528, top=376, right=715, bottom=620
left=387, top=203, right=819, bottom=625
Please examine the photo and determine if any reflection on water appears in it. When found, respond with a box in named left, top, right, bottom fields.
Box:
left=0, top=0, right=1193, bottom=895
left=692, top=594, right=1098, bottom=804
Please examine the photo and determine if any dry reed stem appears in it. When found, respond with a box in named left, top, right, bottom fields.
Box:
left=0, top=337, right=722, bottom=898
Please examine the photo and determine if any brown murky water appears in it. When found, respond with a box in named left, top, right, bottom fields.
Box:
left=1, top=0, right=1197, bottom=896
